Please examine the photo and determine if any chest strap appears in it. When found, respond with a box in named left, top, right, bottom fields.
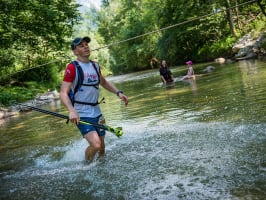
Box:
left=73, top=97, right=105, bottom=106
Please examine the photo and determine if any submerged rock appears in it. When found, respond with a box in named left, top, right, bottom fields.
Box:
left=203, top=66, right=216, bottom=73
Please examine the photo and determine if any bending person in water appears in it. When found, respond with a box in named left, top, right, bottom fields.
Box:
left=159, top=60, right=174, bottom=84
left=181, top=60, right=195, bottom=80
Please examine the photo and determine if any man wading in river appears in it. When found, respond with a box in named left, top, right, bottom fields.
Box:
left=60, top=36, right=128, bottom=161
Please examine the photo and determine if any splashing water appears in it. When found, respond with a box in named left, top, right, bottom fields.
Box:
left=0, top=60, right=266, bottom=199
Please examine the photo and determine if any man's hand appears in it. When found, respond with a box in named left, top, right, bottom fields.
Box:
left=69, top=109, right=80, bottom=124
left=118, top=93, right=129, bottom=106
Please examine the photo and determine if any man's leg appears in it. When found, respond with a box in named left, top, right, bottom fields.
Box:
left=84, top=131, right=102, bottom=161
left=98, top=136, right=105, bottom=157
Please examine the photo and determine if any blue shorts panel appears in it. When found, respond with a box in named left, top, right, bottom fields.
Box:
left=77, top=116, right=106, bottom=137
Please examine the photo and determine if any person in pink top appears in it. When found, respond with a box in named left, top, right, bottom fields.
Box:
left=181, top=60, right=195, bottom=80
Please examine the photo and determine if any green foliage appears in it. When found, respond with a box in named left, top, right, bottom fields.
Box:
left=97, top=0, right=265, bottom=71
left=251, top=19, right=266, bottom=39
left=72, top=5, right=114, bottom=75
left=12, top=57, right=63, bottom=85
left=98, top=0, right=161, bottom=74
left=0, top=0, right=80, bottom=85
left=0, top=82, right=48, bottom=107
left=197, top=36, right=237, bottom=62
left=0, top=49, right=16, bottom=77
left=0, top=0, right=80, bottom=49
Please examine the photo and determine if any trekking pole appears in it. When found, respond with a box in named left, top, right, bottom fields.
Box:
left=17, top=103, right=123, bottom=137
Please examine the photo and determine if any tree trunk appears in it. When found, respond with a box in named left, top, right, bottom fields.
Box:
left=226, top=0, right=237, bottom=37
left=234, top=0, right=242, bottom=30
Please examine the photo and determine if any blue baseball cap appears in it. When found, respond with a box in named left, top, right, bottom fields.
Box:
left=71, top=36, right=91, bottom=50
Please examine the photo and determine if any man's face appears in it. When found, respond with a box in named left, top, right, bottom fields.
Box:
left=73, top=40, right=90, bottom=57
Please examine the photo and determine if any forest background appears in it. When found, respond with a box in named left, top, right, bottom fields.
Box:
left=0, top=0, right=265, bottom=107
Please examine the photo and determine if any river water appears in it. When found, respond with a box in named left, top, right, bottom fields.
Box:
left=0, top=60, right=265, bottom=200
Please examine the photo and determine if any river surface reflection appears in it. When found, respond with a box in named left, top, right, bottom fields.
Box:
left=0, top=60, right=265, bottom=199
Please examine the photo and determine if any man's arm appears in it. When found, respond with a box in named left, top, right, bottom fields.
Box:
left=100, top=74, right=128, bottom=106
left=60, top=81, right=80, bottom=124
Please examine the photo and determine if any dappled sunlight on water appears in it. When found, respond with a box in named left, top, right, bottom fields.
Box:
left=0, top=60, right=266, bottom=199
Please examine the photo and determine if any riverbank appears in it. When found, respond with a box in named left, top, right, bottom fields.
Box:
left=213, top=31, right=266, bottom=64
left=0, top=90, right=59, bottom=120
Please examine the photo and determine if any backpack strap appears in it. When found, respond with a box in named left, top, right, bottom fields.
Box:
left=90, top=60, right=100, bottom=84
left=72, top=61, right=84, bottom=94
